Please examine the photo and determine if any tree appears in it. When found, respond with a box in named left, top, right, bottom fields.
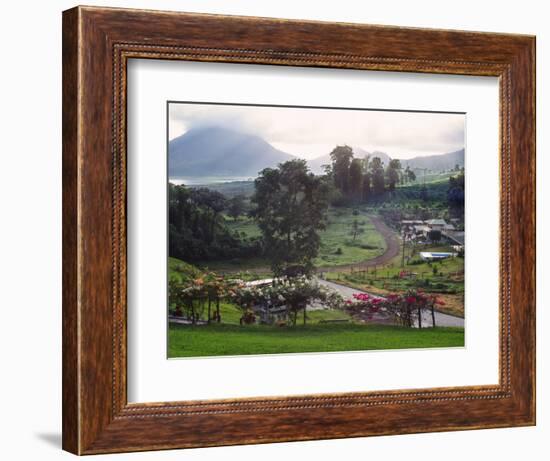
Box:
left=427, top=229, right=442, bottom=242
left=252, top=159, right=330, bottom=277
left=447, top=172, right=465, bottom=208
left=386, top=159, right=402, bottom=191
left=348, top=158, right=363, bottom=201
left=361, top=154, right=372, bottom=201
left=362, top=172, right=371, bottom=201
left=370, top=157, right=385, bottom=195
left=447, top=172, right=465, bottom=220
left=329, top=145, right=354, bottom=195
left=404, top=165, right=416, bottom=183
left=189, top=188, right=227, bottom=244
left=168, top=184, right=260, bottom=262
left=420, top=185, right=428, bottom=201
left=350, top=219, right=361, bottom=241
left=227, top=195, right=246, bottom=221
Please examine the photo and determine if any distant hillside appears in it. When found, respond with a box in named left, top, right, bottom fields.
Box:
left=306, top=154, right=332, bottom=175
left=355, top=148, right=392, bottom=166
left=169, top=126, right=464, bottom=178
left=169, top=126, right=295, bottom=177
left=403, top=149, right=464, bottom=171
left=308, top=148, right=463, bottom=174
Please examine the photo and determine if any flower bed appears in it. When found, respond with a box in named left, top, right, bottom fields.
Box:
left=169, top=274, right=343, bottom=326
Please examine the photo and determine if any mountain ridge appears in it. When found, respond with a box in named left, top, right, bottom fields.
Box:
left=169, top=125, right=295, bottom=178
left=169, top=125, right=464, bottom=178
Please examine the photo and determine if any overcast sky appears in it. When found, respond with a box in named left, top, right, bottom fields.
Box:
left=169, top=103, right=465, bottom=160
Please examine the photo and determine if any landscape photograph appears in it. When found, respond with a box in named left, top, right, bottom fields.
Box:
left=167, top=102, right=466, bottom=358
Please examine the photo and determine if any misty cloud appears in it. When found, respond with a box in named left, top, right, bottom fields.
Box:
left=169, top=102, right=465, bottom=160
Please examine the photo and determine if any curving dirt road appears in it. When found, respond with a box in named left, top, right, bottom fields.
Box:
left=317, top=215, right=400, bottom=273
left=220, top=214, right=400, bottom=274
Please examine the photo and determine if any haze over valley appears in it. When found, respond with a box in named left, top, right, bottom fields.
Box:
left=169, top=124, right=465, bottom=183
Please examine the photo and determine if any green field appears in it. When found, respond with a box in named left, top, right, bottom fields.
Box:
left=168, top=323, right=465, bottom=358
left=201, top=207, right=386, bottom=273
left=315, top=208, right=386, bottom=266
left=325, top=244, right=465, bottom=317
left=366, top=179, right=451, bottom=212
left=327, top=246, right=464, bottom=294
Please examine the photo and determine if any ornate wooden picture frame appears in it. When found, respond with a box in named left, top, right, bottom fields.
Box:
left=62, top=6, right=535, bottom=455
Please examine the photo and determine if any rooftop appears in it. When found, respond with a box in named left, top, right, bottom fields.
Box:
left=426, top=219, right=447, bottom=226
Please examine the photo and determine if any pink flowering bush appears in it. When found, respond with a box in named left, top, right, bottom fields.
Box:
left=344, top=292, right=385, bottom=321
left=345, top=289, right=444, bottom=328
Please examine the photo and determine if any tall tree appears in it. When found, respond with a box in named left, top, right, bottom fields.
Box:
left=427, top=229, right=442, bottom=243
left=404, top=165, right=416, bottom=183
left=386, top=159, right=402, bottom=191
left=448, top=172, right=465, bottom=207
left=370, top=156, right=385, bottom=195
left=329, top=145, right=354, bottom=195
left=447, top=172, right=465, bottom=219
left=227, top=195, right=246, bottom=221
left=361, top=154, right=371, bottom=201
left=350, top=219, right=361, bottom=241
left=252, top=159, right=330, bottom=277
left=362, top=172, right=371, bottom=201
left=189, top=188, right=227, bottom=244
left=348, top=158, right=364, bottom=201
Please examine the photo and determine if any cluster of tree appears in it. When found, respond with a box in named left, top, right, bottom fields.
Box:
left=169, top=184, right=259, bottom=262
left=326, top=145, right=416, bottom=205
left=169, top=159, right=332, bottom=275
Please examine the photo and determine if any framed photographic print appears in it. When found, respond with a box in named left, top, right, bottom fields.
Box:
left=62, top=6, right=535, bottom=455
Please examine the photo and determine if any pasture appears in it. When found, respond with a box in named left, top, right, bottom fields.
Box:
left=168, top=323, right=465, bottom=358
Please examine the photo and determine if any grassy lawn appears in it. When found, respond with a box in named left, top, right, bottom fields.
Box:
left=315, top=208, right=385, bottom=266
left=197, top=302, right=352, bottom=325
left=168, top=323, right=465, bottom=358
left=195, top=256, right=272, bottom=275
left=205, top=207, right=386, bottom=273
left=306, top=308, right=352, bottom=323
left=224, top=216, right=262, bottom=238
left=169, top=257, right=202, bottom=282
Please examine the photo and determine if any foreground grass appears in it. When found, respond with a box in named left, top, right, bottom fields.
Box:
left=168, top=323, right=464, bottom=358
